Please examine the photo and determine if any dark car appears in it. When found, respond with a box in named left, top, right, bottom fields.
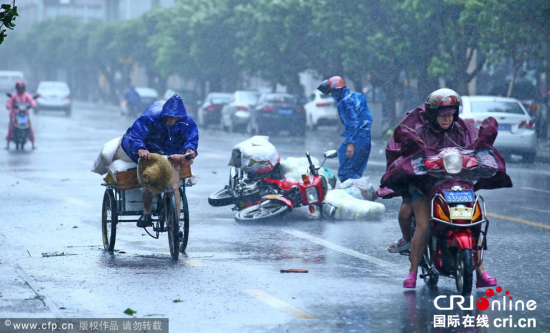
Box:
left=163, top=89, right=201, bottom=120
left=197, top=92, right=233, bottom=128
left=489, top=81, right=548, bottom=138
left=248, top=92, right=306, bottom=136
left=131, top=87, right=160, bottom=116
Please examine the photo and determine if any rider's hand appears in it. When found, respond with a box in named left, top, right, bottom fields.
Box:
left=346, top=143, right=355, bottom=158
left=138, top=149, right=150, bottom=160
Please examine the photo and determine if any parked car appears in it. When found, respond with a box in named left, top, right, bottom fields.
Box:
left=197, top=92, right=232, bottom=128
left=134, top=87, right=160, bottom=115
left=489, top=81, right=548, bottom=138
left=35, top=81, right=72, bottom=115
left=248, top=92, right=306, bottom=136
left=0, top=71, right=25, bottom=93
left=163, top=89, right=201, bottom=120
left=220, top=90, right=260, bottom=132
left=460, top=95, right=537, bottom=162
left=304, top=89, right=338, bottom=130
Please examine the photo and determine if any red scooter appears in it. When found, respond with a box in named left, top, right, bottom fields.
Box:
left=234, top=150, right=337, bottom=222
left=409, top=147, right=498, bottom=295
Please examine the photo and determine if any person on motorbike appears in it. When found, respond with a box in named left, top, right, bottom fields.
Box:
left=119, top=94, right=199, bottom=227
left=5, top=81, right=37, bottom=150
left=317, top=76, right=372, bottom=183
left=124, top=84, right=142, bottom=116
left=379, top=88, right=511, bottom=289
left=385, top=105, right=429, bottom=253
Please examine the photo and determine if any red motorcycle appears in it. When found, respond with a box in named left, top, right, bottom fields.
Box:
left=409, top=147, right=498, bottom=295
left=234, top=150, right=337, bottom=222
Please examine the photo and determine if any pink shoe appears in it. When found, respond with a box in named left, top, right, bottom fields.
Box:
left=476, top=272, right=497, bottom=288
left=403, top=272, right=417, bottom=288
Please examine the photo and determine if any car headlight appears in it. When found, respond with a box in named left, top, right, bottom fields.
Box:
left=443, top=152, right=462, bottom=174
left=306, top=187, right=320, bottom=204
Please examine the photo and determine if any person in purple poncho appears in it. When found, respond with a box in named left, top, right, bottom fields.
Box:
left=377, top=88, right=512, bottom=289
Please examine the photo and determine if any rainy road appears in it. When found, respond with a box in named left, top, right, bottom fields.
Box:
left=1, top=100, right=549, bottom=333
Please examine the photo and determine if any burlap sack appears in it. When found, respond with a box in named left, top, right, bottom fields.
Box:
left=138, top=153, right=172, bottom=194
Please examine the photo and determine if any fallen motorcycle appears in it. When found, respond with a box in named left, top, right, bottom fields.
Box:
left=233, top=150, right=337, bottom=222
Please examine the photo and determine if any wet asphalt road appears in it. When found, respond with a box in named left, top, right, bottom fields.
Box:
left=0, top=99, right=549, bottom=333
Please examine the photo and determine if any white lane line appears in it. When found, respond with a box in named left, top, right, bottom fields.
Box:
left=284, top=230, right=396, bottom=267
left=520, top=187, right=550, bottom=194
left=181, top=259, right=207, bottom=266
left=15, top=265, right=64, bottom=318
left=243, top=289, right=318, bottom=320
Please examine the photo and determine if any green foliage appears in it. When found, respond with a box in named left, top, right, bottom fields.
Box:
left=0, top=1, right=18, bottom=45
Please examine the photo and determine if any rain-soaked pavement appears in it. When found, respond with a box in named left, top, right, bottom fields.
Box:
left=0, top=98, right=549, bottom=332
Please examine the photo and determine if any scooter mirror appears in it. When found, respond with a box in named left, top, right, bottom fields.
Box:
left=324, top=150, right=338, bottom=159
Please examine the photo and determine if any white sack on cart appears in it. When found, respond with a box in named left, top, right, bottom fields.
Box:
left=228, top=136, right=280, bottom=174
left=322, top=189, right=385, bottom=220
left=91, top=137, right=123, bottom=175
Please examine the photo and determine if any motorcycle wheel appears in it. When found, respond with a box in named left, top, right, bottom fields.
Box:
left=455, top=248, right=474, bottom=296
left=208, top=188, right=234, bottom=207
left=234, top=200, right=289, bottom=222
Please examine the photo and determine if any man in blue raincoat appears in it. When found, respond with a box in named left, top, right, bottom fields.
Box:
left=318, top=76, right=372, bottom=182
left=120, top=94, right=199, bottom=227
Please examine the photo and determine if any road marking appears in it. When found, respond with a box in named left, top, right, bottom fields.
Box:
left=284, top=230, right=395, bottom=267
left=243, top=289, right=318, bottom=320
left=181, top=259, right=206, bottom=266
left=520, top=187, right=550, bottom=194
left=487, top=212, right=550, bottom=230
left=15, top=265, right=64, bottom=318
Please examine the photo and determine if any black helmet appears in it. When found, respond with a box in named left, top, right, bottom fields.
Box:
left=15, top=81, right=26, bottom=94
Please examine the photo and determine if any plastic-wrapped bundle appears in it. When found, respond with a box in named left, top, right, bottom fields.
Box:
left=280, top=157, right=337, bottom=189
left=322, top=189, right=385, bottom=220
left=91, top=137, right=123, bottom=175
left=339, top=176, right=376, bottom=201
left=228, top=136, right=280, bottom=174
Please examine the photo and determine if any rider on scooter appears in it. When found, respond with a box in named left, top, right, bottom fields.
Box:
left=5, top=81, right=37, bottom=150
left=379, top=88, right=511, bottom=289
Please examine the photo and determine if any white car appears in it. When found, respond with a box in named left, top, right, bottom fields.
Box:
left=460, top=96, right=537, bottom=162
left=220, top=90, right=260, bottom=132
left=36, top=81, right=72, bottom=115
left=304, top=89, right=338, bottom=130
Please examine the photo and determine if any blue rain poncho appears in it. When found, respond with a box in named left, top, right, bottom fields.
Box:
left=121, top=94, right=199, bottom=163
left=333, top=88, right=372, bottom=182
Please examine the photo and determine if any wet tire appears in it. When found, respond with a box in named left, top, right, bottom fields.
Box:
left=179, top=188, right=190, bottom=253
left=456, top=249, right=474, bottom=296
left=166, top=192, right=180, bottom=260
left=208, top=188, right=234, bottom=207
left=234, top=200, right=289, bottom=222
left=101, top=189, right=117, bottom=251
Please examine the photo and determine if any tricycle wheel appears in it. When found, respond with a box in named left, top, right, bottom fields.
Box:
left=166, top=192, right=180, bottom=260
left=456, top=249, right=474, bottom=296
left=234, top=200, right=289, bottom=223
left=101, top=189, right=117, bottom=251
left=179, top=187, right=190, bottom=253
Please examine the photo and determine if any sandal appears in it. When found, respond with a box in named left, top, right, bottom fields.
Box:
left=388, top=238, right=411, bottom=253
left=403, top=272, right=417, bottom=288
left=476, top=272, right=497, bottom=288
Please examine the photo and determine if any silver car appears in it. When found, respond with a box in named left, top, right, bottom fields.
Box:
left=220, top=90, right=260, bottom=132
left=460, top=96, right=537, bottom=162
left=36, top=81, right=72, bottom=115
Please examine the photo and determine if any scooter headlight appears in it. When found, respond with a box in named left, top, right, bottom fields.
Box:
left=306, top=187, right=320, bottom=204
left=443, top=152, right=462, bottom=174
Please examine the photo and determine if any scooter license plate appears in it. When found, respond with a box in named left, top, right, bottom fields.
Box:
left=443, top=190, right=474, bottom=203
left=450, top=207, right=473, bottom=220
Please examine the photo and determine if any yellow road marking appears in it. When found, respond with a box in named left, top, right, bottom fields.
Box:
left=181, top=259, right=206, bottom=266
left=487, top=212, right=550, bottom=230
left=243, top=289, right=318, bottom=320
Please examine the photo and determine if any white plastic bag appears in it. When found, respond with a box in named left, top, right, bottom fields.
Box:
left=228, top=136, right=280, bottom=174
left=322, top=189, right=385, bottom=220
left=339, top=177, right=376, bottom=201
